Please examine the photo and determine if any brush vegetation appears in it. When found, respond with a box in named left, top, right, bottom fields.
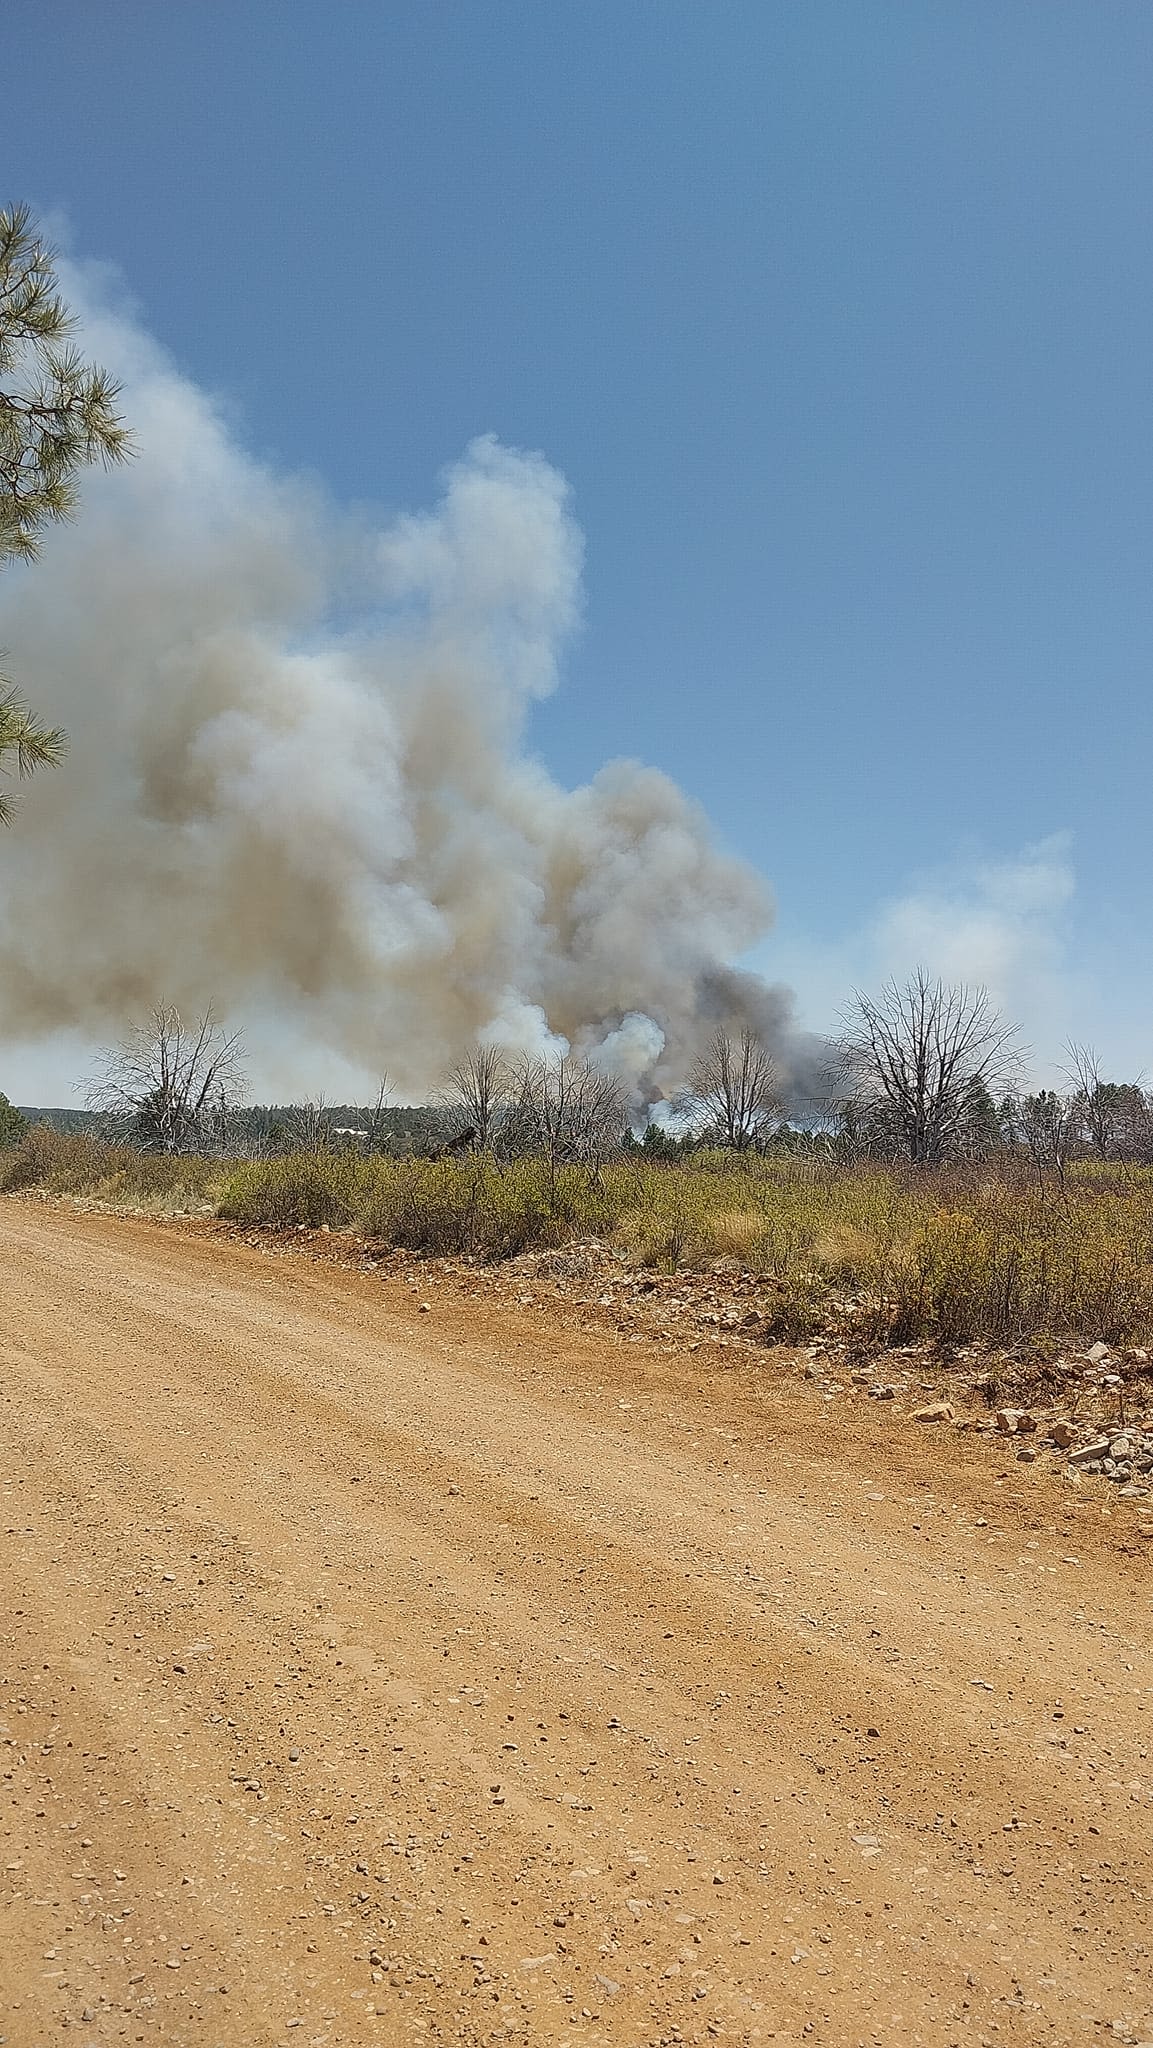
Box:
left=0, top=1123, right=220, bottom=1213
left=6, top=1123, right=1153, bottom=1352
left=217, top=1149, right=1153, bottom=1349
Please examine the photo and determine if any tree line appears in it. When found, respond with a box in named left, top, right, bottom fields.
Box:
left=5, top=976, right=1148, bottom=1176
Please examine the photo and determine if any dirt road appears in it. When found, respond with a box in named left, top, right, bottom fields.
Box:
left=2, top=1202, right=1152, bottom=2048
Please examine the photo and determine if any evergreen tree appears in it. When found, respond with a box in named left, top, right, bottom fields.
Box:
left=0, top=1092, right=27, bottom=1147
left=0, top=204, right=130, bottom=815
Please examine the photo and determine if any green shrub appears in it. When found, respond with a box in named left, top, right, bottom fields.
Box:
left=220, top=1153, right=361, bottom=1229
left=12, top=1124, right=1153, bottom=1351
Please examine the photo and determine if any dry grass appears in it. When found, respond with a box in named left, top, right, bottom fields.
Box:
left=218, top=1146, right=1153, bottom=1349
left=0, top=1124, right=222, bottom=1213
left=218, top=1152, right=616, bottom=1258
left=7, top=1126, right=1153, bottom=1351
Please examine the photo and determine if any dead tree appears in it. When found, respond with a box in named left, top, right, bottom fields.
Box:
left=426, top=1125, right=478, bottom=1162
left=442, top=1124, right=477, bottom=1156
left=838, top=970, right=1017, bottom=1166
left=356, top=1077, right=393, bottom=1152
left=87, top=1005, right=245, bottom=1154
left=688, top=1026, right=780, bottom=1152
left=509, top=1055, right=626, bottom=1180
left=1065, top=1043, right=1151, bottom=1161
left=1009, top=1088, right=1076, bottom=1193
left=439, top=1045, right=512, bottom=1151
left=287, top=1096, right=338, bottom=1153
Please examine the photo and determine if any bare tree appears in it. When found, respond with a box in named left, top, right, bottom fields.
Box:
left=1066, top=1043, right=1111, bottom=1158
left=509, top=1055, right=626, bottom=1177
left=295, top=1078, right=394, bottom=1154
left=839, top=970, right=1017, bottom=1166
left=356, top=1076, right=393, bottom=1152
left=1065, top=1043, right=1151, bottom=1161
left=1008, top=1087, right=1076, bottom=1193
left=87, top=1005, right=245, bottom=1154
left=688, top=1026, right=780, bottom=1152
left=439, top=1045, right=512, bottom=1152
left=289, top=1095, right=337, bottom=1153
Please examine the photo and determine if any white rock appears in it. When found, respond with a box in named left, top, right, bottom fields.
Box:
left=1068, top=1437, right=1112, bottom=1465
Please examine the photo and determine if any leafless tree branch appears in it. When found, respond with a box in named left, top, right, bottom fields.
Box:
left=838, top=969, right=1018, bottom=1165
left=439, top=1045, right=512, bottom=1152
left=86, top=1004, right=245, bottom=1154
left=687, top=1027, right=780, bottom=1152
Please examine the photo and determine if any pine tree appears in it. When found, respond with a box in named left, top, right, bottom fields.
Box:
left=0, top=684, right=65, bottom=824
left=0, top=1092, right=27, bottom=1147
left=0, top=203, right=130, bottom=816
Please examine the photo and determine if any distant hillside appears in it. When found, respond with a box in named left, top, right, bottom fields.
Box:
left=17, top=1107, right=104, bottom=1134
left=236, top=1104, right=449, bottom=1151
left=14, top=1103, right=452, bottom=1150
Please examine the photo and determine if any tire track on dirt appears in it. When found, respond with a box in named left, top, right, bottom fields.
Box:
left=2, top=1202, right=1152, bottom=2046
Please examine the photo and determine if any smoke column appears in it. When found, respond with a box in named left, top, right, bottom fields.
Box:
left=0, top=262, right=799, bottom=1102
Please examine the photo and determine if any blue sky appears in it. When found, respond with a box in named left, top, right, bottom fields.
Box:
left=4, top=1, right=1153, bottom=1095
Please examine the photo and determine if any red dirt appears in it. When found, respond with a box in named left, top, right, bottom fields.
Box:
left=2, top=1201, right=1151, bottom=2047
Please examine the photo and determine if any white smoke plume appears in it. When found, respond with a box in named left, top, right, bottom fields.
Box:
left=0, top=262, right=795, bottom=1103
